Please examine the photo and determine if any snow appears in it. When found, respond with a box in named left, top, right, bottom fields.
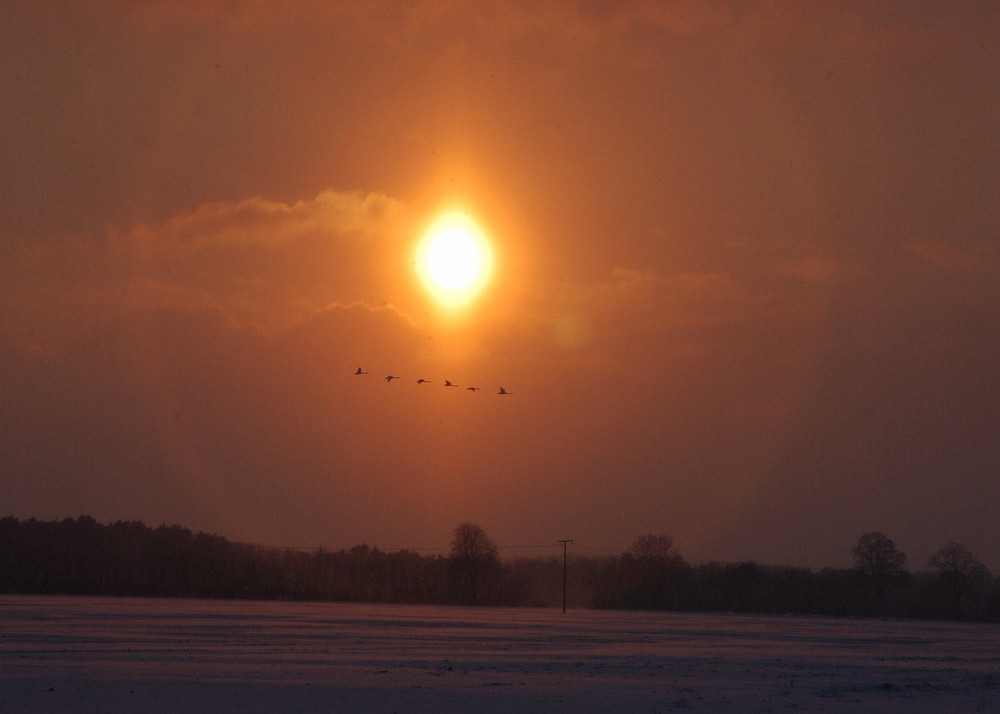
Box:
left=1, top=594, right=997, bottom=712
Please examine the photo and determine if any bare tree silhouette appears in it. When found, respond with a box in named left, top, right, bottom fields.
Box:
left=852, top=531, right=908, bottom=614
left=448, top=522, right=500, bottom=605
left=928, top=541, right=990, bottom=619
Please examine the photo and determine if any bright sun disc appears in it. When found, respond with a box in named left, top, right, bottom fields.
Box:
left=427, top=228, right=480, bottom=290
left=417, top=213, right=493, bottom=307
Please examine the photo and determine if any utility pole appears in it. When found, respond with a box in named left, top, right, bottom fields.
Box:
left=557, top=539, right=573, bottom=613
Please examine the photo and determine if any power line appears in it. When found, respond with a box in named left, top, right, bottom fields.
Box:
left=291, top=541, right=568, bottom=554
left=498, top=543, right=563, bottom=551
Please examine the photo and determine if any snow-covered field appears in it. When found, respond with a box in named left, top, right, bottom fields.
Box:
left=1, top=595, right=997, bottom=712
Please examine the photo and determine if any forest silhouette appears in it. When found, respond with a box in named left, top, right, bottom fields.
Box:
left=2, top=516, right=997, bottom=622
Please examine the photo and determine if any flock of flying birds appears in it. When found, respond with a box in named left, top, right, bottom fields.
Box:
left=354, top=367, right=513, bottom=395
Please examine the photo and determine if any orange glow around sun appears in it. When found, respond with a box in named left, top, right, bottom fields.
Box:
left=416, top=212, right=493, bottom=307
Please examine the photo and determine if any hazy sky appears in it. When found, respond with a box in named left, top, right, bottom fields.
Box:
left=3, top=1, right=999, bottom=569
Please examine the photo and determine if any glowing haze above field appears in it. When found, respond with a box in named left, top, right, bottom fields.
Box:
left=3, top=2, right=1000, bottom=569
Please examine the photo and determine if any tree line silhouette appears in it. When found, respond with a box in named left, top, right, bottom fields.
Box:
left=2, top=516, right=997, bottom=621
left=590, top=531, right=998, bottom=622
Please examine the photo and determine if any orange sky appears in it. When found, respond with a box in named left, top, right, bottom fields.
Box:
left=2, top=1, right=999, bottom=569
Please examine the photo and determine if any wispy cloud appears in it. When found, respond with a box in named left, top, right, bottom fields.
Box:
left=2, top=191, right=405, bottom=344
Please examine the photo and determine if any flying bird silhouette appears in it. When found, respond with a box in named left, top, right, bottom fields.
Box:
left=385, top=375, right=399, bottom=382
left=416, top=378, right=431, bottom=384
left=466, top=386, right=480, bottom=392
left=444, top=380, right=458, bottom=387
left=497, top=387, right=513, bottom=395
left=354, top=367, right=368, bottom=375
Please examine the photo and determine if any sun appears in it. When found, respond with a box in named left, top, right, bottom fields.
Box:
left=416, top=212, right=493, bottom=307
left=427, top=228, right=480, bottom=290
